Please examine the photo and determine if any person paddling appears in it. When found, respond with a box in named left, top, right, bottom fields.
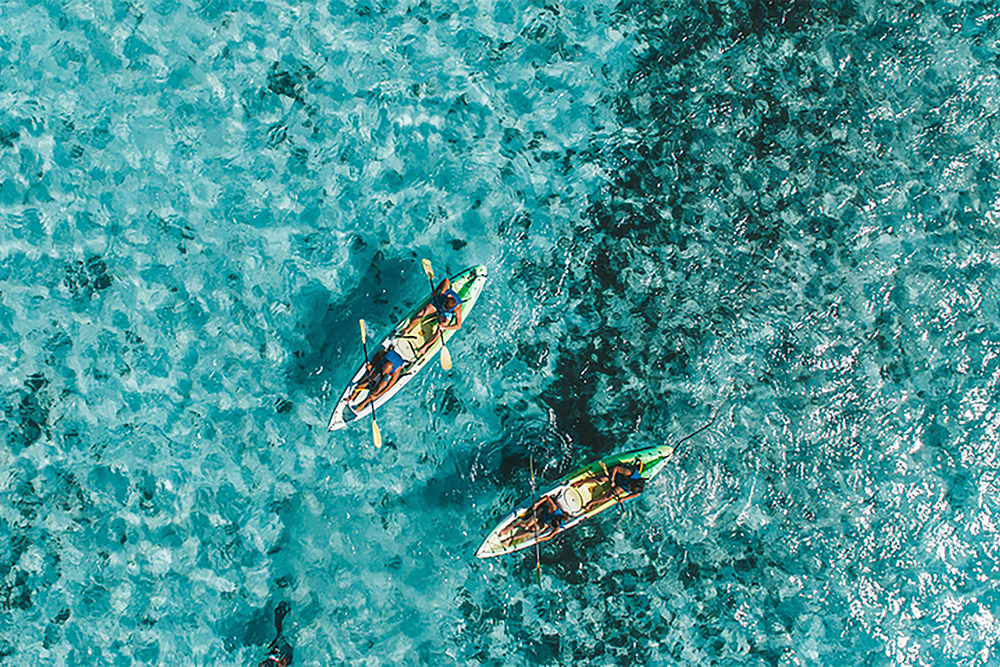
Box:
left=351, top=347, right=405, bottom=414
left=402, top=277, right=463, bottom=356
left=575, top=460, right=646, bottom=513
left=508, top=494, right=565, bottom=542
left=606, top=460, right=646, bottom=499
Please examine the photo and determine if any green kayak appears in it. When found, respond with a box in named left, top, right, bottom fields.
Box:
left=476, top=443, right=676, bottom=558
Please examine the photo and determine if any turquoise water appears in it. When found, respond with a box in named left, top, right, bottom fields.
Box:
left=2, top=0, right=1000, bottom=664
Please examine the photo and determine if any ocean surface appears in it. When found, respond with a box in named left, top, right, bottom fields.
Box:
left=1, top=0, right=999, bottom=664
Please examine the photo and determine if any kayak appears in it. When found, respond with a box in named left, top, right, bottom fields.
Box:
left=327, top=264, right=488, bottom=431
left=475, top=443, right=675, bottom=558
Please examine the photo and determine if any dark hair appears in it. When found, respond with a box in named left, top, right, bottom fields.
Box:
left=627, top=477, right=646, bottom=494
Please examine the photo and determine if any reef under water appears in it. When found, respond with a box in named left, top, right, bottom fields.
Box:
left=1, top=0, right=999, bottom=665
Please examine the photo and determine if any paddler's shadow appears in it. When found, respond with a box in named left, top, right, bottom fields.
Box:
left=397, top=418, right=577, bottom=524
left=286, top=248, right=425, bottom=396
left=390, top=417, right=576, bottom=514
left=469, top=416, right=577, bottom=487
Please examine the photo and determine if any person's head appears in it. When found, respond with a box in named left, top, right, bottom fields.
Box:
left=534, top=498, right=554, bottom=520
left=438, top=295, right=457, bottom=321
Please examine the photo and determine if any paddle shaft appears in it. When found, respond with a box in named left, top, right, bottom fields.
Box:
left=359, top=320, right=382, bottom=446
left=421, top=259, right=452, bottom=369
left=530, top=454, right=542, bottom=585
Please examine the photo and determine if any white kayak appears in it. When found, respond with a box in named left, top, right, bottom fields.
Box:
left=327, top=264, right=488, bottom=431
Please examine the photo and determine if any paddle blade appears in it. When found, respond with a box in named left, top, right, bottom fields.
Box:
left=421, top=258, right=434, bottom=282
left=359, top=319, right=367, bottom=344
left=372, top=420, right=382, bottom=448
left=440, top=344, right=453, bottom=370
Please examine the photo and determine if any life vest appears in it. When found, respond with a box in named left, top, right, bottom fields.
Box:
left=432, top=289, right=462, bottom=321
left=384, top=349, right=405, bottom=373
left=611, top=464, right=643, bottom=492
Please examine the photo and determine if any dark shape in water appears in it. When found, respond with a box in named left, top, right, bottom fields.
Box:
left=540, top=337, right=616, bottom=457
left=470, top=416, right=575, bottom=485
left=267, top=60, right=315, bottom=103
left=9, top=381, right=48, bottom=452
left=286, top=247, right=419, bottom=394
left=0, top=124, right=19, bottom=148
left=258, top=602, right=293, bottom=666
left=64, top=255, right=112, bottom=299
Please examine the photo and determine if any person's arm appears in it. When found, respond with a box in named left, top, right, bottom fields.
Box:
left=508, top=508, right=535, bottom=535
left=440, top=303, right=463, bottom=331
left=609, top=465, right=631, bottom=486
left=369, top=363, right=396, bottom=398
left=535, top=527, right=559, bottom=543
left=519, top=497, right=552, bottom=533
left=609, top=466, right=642, bottom=501
left=538, top=495, right=557, bottom=513
left=382, top=367, right=403, bottom=393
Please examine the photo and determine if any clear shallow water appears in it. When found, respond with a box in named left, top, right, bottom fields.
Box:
left=1, top=0, right=1000, bottom=664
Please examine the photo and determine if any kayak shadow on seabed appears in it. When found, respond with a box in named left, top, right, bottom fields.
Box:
left=285, top=248, right=423, bottom=397
left=467, top=415, right=577, bottom=487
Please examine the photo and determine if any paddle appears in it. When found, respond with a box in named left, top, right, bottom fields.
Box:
left=421, top=258, right=453, bottom=370
left=359, top=319, right=383, bottom=448
left=530, top=453, right=542, bottom=586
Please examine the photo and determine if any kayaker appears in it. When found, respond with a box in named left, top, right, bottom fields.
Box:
left=351, top=347, right=405, bottom=413
left=607, top=460, right=645, bottom=499
left=577, top=461, right=645, bottom=512
left=402, top=278, right=463, bottom=356
left=511, top=495, right=565, bottom=540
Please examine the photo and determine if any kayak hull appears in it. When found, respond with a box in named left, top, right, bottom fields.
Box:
left=327, top=265, right=488, bottom=431
left=475, top=443, right=675, bottom=558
